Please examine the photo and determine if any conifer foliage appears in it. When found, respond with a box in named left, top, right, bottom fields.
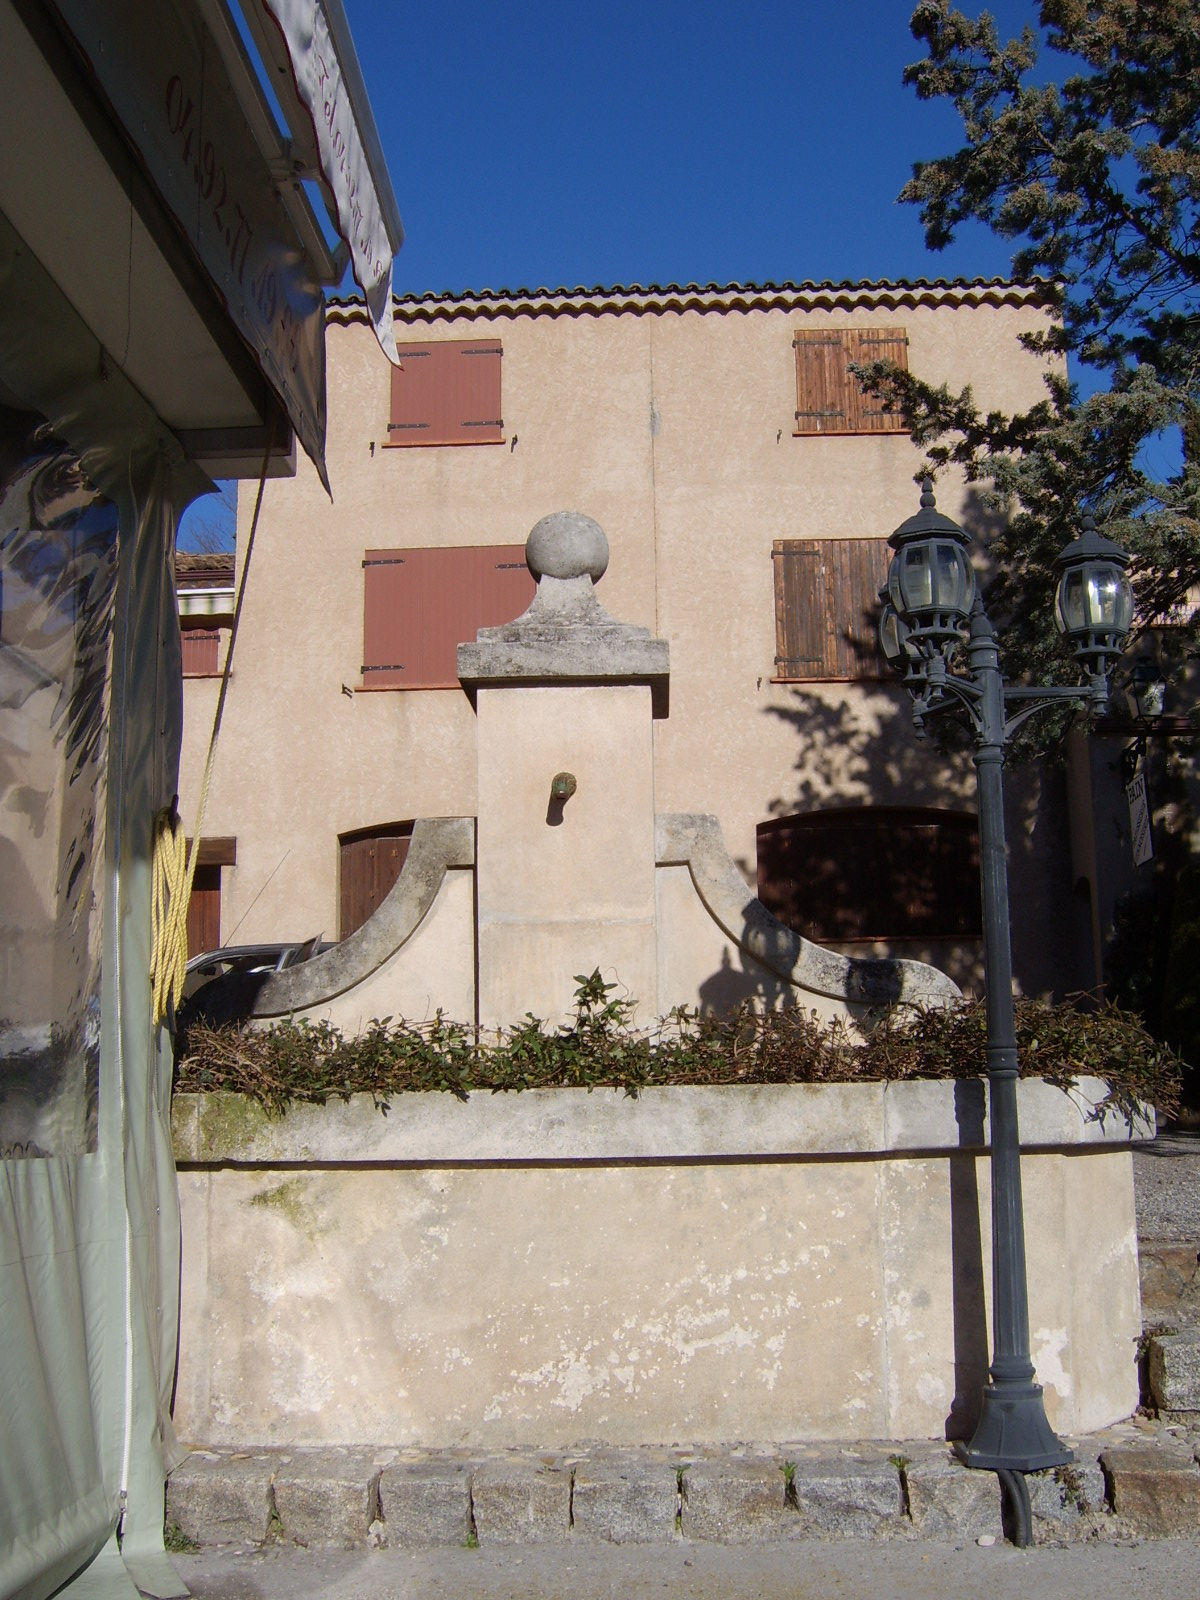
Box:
left=861, top=2, right=1200, bottom=690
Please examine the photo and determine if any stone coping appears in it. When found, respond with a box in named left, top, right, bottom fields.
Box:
left=172, top=1077, right=1152, bottom=1166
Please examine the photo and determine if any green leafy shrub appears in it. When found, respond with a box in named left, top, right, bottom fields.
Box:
left=174, top=970, right=1180, bottom=1124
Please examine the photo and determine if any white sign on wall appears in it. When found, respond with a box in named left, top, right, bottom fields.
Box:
left=261, top=0, right=400, bottom=365
left=1125, top=767, right=1154, bottom=867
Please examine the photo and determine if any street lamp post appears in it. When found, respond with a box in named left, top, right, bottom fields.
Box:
left=880, top=484, right=1134, bottom=1546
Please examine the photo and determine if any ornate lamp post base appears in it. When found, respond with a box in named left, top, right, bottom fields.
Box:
left=967, top=1381, right=1073, bottom=1548
left=965, top=1380, right=1074, bottom=1473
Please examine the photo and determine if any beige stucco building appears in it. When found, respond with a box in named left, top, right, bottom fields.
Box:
left=178, top=277, right=1093, bottom=1016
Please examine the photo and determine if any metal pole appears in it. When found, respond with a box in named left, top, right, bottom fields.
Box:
left=963, top=608, right=1072, bottom=1497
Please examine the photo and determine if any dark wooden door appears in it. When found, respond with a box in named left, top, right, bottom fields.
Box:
left=186, top=864, right=222, bottom=956
left=339, top=825, right=413, bottom=938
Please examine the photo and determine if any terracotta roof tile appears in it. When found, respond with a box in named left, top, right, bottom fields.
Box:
left=328, top=276, right=1057, bottom=328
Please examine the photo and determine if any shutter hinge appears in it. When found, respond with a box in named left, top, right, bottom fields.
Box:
left=363, top=557, right=406, bottom=567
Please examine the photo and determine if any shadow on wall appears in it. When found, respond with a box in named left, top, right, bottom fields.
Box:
left=948, top=1078, right=989, bottom=1440
left=697, top=944, right=795, bottom=1015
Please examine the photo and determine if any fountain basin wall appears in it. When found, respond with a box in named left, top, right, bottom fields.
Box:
left=171, top=1077, right=1147, bottom=1450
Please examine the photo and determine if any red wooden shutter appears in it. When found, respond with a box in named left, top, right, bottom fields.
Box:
left=181, top=628, right=219, bottom=675
left=793, top=328, right=907, bottom=435
left=362, top=552, right=410, bottom=688
left=773, top=539, right=890, bottom=680
left=388, top=340, right=503, bottom=445
left=827, top=538, right=891, bottom=677
left=362, top=545, right=536, bottom=688
left=339, top=824, right=413, bottom=938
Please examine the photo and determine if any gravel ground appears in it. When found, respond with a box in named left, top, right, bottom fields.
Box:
left=1133, top=1130, right=1200, bottom=1241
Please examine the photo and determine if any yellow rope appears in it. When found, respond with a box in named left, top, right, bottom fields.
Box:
left=150, top=430, right=275, bottom=1025
left=150, top=805, right=189, bottom=1023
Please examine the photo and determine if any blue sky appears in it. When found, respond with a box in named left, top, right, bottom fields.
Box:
left=347, top=0, right=1037, bottom=295
left=179, top=1, right=1045, bottom=549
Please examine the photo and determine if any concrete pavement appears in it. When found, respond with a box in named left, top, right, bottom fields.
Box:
left=172, top=1536, right=1200, bottom=1600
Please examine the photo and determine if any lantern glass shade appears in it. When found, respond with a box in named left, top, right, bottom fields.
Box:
left=1053, top=513, right=1134, bottom=672
left=879, top=600, right=916, bottom=672
left=1054, top=564, right=1133, bottom=641
left=888, top=538, right=976, bottom=625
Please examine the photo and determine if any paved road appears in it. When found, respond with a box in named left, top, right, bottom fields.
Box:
left=174, top=1537, right=1200, bottom=1600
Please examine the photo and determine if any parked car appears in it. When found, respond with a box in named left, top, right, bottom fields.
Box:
left=178, top=935, right=330, bottom=1033
left=182, top=937, right=329, bottom=1000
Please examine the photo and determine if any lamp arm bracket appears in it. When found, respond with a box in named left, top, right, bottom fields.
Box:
left=915, top=671, right=983, bottom=709
left=1001, top=687, right=1089, bottom=743
left=911, top=674, right=985, bottom=734
left=1003, top=684, right=1091, bottom=704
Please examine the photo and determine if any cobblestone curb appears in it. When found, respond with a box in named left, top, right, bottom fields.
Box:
left=166, top=1420, right=1200, bottom=1552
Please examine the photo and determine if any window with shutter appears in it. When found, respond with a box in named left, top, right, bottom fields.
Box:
left=387, top=339, right=504, bottom=445
left=184, top=837, right=236, bottom=956
left=756, top=808, right=982, bottom=943
left=181, top=625, right=222, bottom=676
left=793, top=327, right=908, bottom=435
left=772, top=537, right=891, bottom=681
left=339, top=822, right=414, bottom=938
left=361, top=544, right=536, bottom=689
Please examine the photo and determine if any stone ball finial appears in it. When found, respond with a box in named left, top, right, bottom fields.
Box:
left=526, top=511, right=609, bottom=584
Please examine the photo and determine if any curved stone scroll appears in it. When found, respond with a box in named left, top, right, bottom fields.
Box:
left=245, top=817, right=475, bottom=1017
left=655, top=813, right=960, bottom=1010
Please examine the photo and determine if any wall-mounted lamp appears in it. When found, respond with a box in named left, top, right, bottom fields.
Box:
left=1129, top=657, right=1167, bottom=721
left=1121, top=658, right=1168, bottom=785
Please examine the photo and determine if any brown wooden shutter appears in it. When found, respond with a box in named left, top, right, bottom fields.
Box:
left=757, top=808, right=981, bottom=942
left=339, top=823, right=413, bottom=939
left=847, top=328, right=909, bottom=433
left=793, top=327, right=907, bottom=435
left=181, top=627, right=219, bottom=675
left=388, top=340, right=503, bottom=445
left=793, top=330, right=851, bottom=433
left=772, top=538, right=891, bottom=680
left=362, top=544, right=536, bottom=688
left=773, top=541, right=828, bottom=677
